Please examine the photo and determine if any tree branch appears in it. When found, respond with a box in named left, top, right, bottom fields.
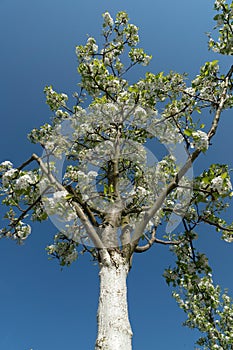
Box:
left=131, top=64, right=232, bottom=252
left=208, top=65, right=233, bottom=140
left=17, top=155, right=36, bottom=171
left=134, top=228, right=182, bottom=253
left=31, top=153, right=111, bottom=265
left=200, top=216, right=233, bottom=233
left=66, top=185, right=99, bottom=227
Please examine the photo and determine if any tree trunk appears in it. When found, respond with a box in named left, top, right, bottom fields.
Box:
left=95, top=250, right=133, bottom=350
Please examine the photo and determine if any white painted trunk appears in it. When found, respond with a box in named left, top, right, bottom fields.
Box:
left=95, top=252, right=133, bottom=350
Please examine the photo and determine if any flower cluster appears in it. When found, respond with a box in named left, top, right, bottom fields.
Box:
left=28, top=123, right=53, bottom=144
left=0, top=160, right=13, bottom=172
left=14, top=222, right=31, bottom=241
left=211, top=175, right=232, bottom=195
left=76, top=37, right=98, bottom=61
left=191, top=60, right=221, bottom=103
left=197, top=164, right=233, bottom=201
left=165, top=241, right=233, bottom=348
left=191, top=130, right=209, bottom=151
left=124, top=24, right=139, bottom=46
left=128, top=48, right=152, bottom=66
left=44, top=86, right=68, bottom=111
left=208, top=1, right=233, bottom=55
left=102, top=12, right=114, bottom=27
left=15, top=174, right=33, bottom=190
left=215, top=0, right=226, bottom=10
left=47, top=234, right=78, bottom=266
left=1, top=168, right=18, bottom=188
left=43, top=190, right=76, bottom=222
left=75, top=11, right=147, bottom=98
left=2, top=169, right=38, bottom=192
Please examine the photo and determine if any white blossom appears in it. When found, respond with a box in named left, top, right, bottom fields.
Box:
left=134, top=106, right=147, bottom=119
left=15, top=174, right=32, bottom=190
left=103, top=12, right=114, bottom=27
left=211, top=176, right=232, bottom=194
left=184, top=87, right=195, bottom=95
left=14, top=223, right=31, bottom=240
left=53, top=190, right=68, bottom=201
left=55, top=109, right=70, bottom=119
left=142, top=55, right=151, bottom=66
left=185, top=207, right=198, bottom=221
left=87, top=37, right=98, bottom=53
left=192, top=130, right=209, bottom=151
left=136, top=186, right=149, bottom=196
left=61, top=93, right=68, bottom=99
left=44, top=141, right=55, bottom=151
left=87, top=171, right=98, bottom=178
left=215, top=0, right=225, bottom=10
left=47, top=244, right=56, bottom=253
left=2, top=169, right=18, bottom=187
left=0, top=160, right=13, bottom=171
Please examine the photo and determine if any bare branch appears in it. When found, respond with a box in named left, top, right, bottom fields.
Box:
left=134, top=228, right=182, bottom=253
left=17, top=155, right=36, bottom=171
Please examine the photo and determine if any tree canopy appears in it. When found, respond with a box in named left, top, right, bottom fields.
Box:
left=0, top=1, right=233, bottom=348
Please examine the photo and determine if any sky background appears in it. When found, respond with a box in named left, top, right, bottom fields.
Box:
left=0, top=0, right=233, bottom=349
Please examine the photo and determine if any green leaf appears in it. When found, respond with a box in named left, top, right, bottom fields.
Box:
left=214, top=14, right=221, bottom=21
left=202, top=176, right=210, bottom=184
left=109, top=184, right=114, bottom=193
left=221, top=172, right=228, bottom=179
left=184, top=129, right=192, bottom=136
left=65, top=194, right=74, bottom=200
left=212, top=59, right=219, bottom=66
left=104, top=184, right=108, bottom=195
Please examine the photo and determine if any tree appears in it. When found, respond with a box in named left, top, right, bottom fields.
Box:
left=0, top=1, right=233, bottom=349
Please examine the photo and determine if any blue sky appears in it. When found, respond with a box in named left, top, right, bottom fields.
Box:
left=0, top=0, right=233, bottom=349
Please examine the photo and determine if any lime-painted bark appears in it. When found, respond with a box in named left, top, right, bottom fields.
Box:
left=95, top=251, right=132, bottom=350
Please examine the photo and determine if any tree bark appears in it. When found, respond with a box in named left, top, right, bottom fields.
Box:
left=95, top=251, right=133, bottom=350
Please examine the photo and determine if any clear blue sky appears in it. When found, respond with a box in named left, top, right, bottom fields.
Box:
left=0, top=0, right=233, bottom=349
